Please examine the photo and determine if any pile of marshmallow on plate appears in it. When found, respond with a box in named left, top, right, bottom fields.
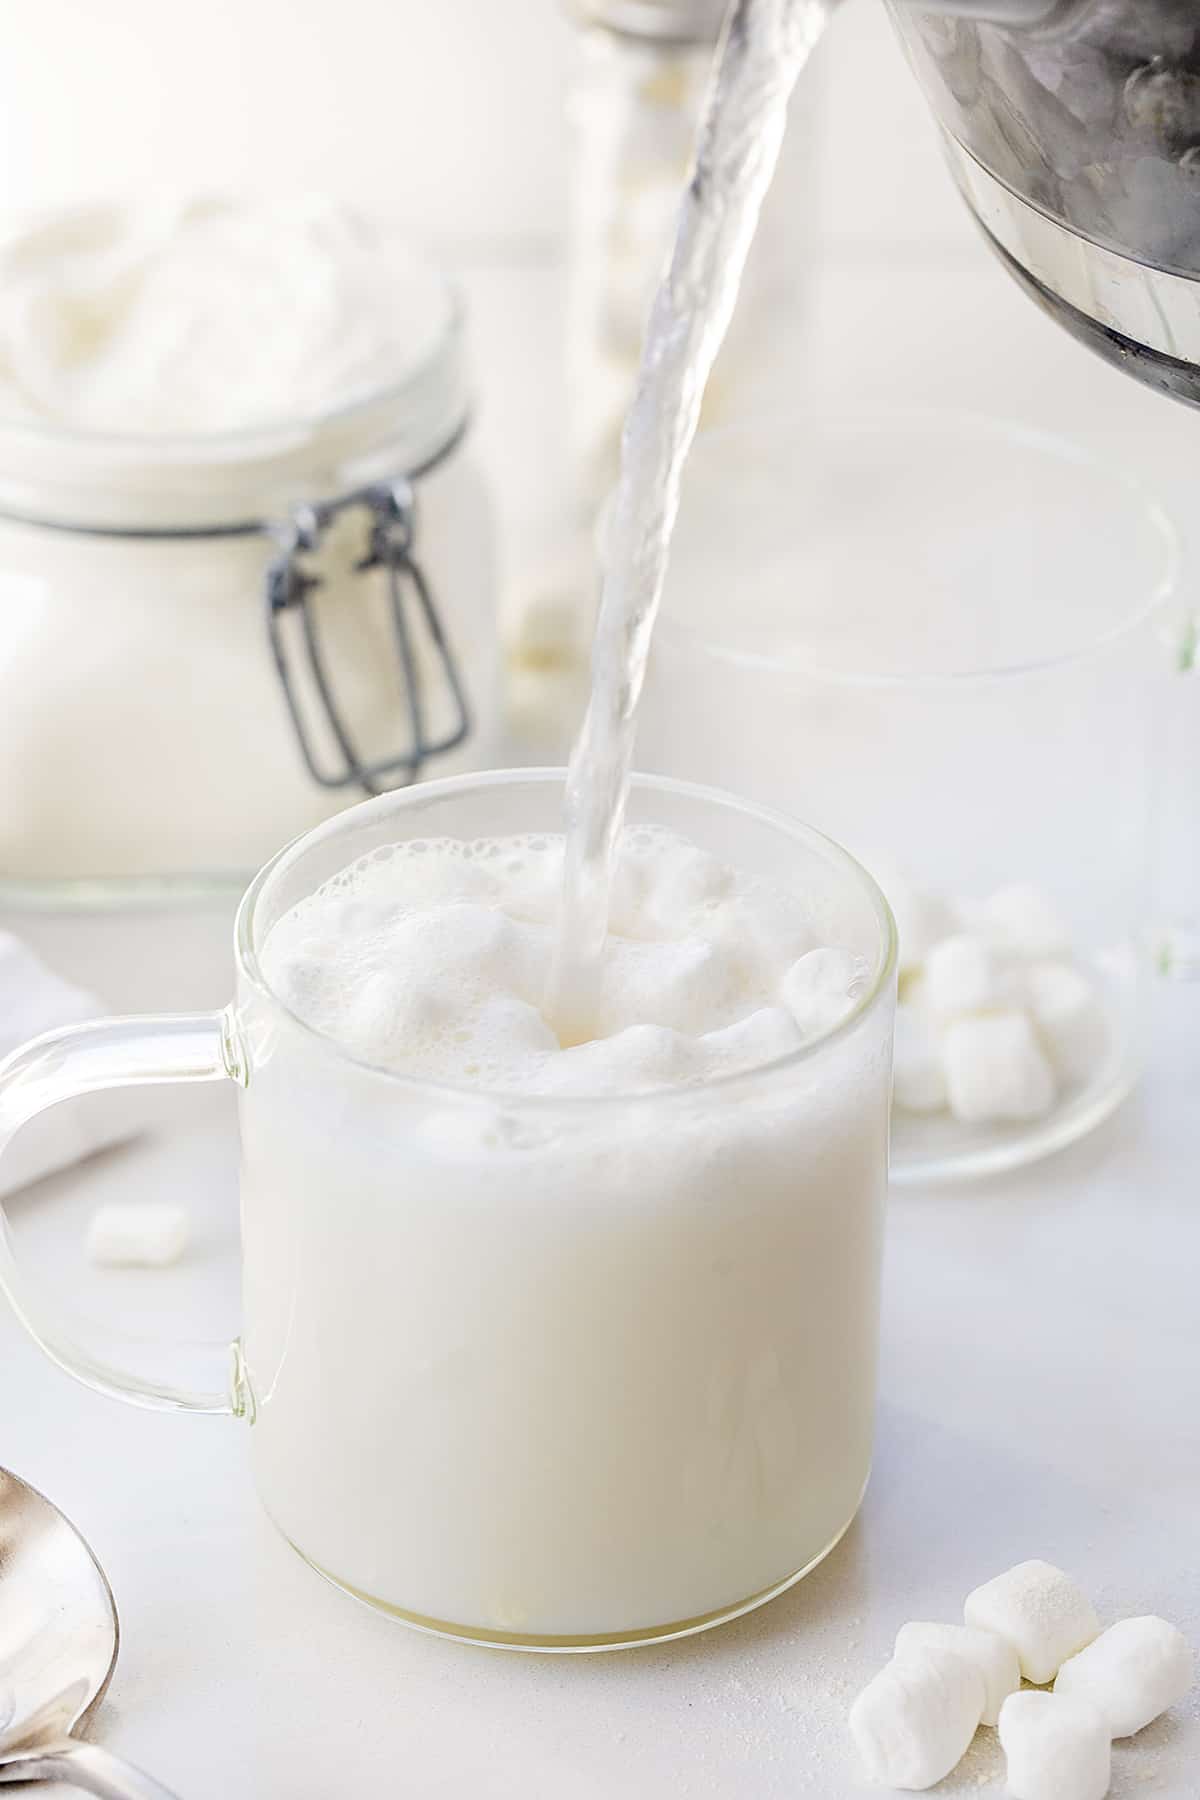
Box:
left=850, top=1559, right=1192, bottom=1797
left=877, top=868, right=1109, bottom=1127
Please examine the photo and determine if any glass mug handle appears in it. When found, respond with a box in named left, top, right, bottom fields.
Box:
left=0, top=1010, right=247, bottom=1414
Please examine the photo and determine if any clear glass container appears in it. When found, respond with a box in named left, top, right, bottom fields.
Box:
left=888, top=1, right=1200, bottom=405
left=0, top=769, right=895, bottom=1650
left=638, top=411, right=1187, bottom=1181
left=0, top=274, right=496, bottom=905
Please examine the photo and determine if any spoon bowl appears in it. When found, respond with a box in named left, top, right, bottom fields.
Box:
left=0, top=1466, right=179, bottom=1798
left=0, top=1467, right=118, bottom=1747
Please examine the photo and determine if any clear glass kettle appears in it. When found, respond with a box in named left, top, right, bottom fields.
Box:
left=888, top=0, right=1200, bottom=405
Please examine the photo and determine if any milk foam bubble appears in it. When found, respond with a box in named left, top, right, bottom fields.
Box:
left=260, top=827, right=860, bottom=1093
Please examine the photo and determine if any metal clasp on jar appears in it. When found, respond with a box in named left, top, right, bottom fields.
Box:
left=265, top=479, right=470, bottom=795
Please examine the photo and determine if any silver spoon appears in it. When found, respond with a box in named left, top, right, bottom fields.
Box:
left=0, top=1466, right=180, bottom=1798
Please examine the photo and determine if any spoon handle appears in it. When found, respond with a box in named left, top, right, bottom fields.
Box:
left=1, top=1740, right=181, bottom=1799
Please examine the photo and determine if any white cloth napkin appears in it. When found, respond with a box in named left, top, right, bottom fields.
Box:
left=0, top=931, right=135, bottom=1199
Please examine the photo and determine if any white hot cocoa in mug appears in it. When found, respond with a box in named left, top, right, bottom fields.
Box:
left=0, top=771, right=895, bottom=1649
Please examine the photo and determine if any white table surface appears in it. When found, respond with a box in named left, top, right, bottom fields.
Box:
left=3, top=7, right=1200, bottom=1796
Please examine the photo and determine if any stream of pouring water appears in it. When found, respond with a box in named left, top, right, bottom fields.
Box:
left=549, top=0, right=834, bottom=1039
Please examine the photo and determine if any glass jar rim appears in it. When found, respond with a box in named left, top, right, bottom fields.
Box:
left=234, top=767, right=898, bottom=1110
left=0, top=277, right=470, bottom=532
left=650, top=408, right=1182, bottom=688
left=0, top=291, right=463, bottom=458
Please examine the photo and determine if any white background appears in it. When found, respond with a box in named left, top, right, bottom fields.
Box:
left=1, top=4, right=1198, bottom=1796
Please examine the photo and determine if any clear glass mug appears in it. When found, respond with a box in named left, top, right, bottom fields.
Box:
left=637, top=411, right=1188, bottom=1182
left=0, top=770, right=895, bottom=1651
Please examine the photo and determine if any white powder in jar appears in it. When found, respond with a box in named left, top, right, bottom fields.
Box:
left=0, top=195, right=452, bottom=436
left=0, top=197, right=495, bottom=886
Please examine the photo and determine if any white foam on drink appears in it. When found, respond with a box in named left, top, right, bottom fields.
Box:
left=260, top=826, right=866, bottom=1094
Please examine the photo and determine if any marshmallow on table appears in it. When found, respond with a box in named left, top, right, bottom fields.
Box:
left=1027, top=961, right=1108, bottom=1087
left=86, top=1202, right=190, bottom=1268
left=0, top=932, right=139, bottom=1198
left=998, top=1691, right=1111, bottom=1800
left=892, top=1005, right=948, bottom=1114
left=1054, top=1616, right=1194, bottom=1738
left=965, top=1560, right=1100, bottom=1684
left=943, top=1012, right=1057, bottom=1124
left=894, top=1620, right=1020, bottom=1727
left=848, top=1645, right=985, bottom=1790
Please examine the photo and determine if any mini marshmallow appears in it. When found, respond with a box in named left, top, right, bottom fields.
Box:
left=965, top=1560, right=1100, bottom=1684
left=894, top=1621, right=1020, bottom=1727
left=640, top=843, right=734, bottom=932
left=340, top=968, right=455, bottom=1065
left=892, top=1006, right=948, bottom=1113
left=943, top=1013, right=1057, bottom=1124
left=86, top=1202, right=190, bottom=1268
left=451, top=996, right=561, bottom=1088
left=975, top=884, right=1069, bottom=960
left=699, top=1005, right=803, bottom=1080
left=780, top=947, right=868, bottom=1041
left=998, top=1690, right=1111, bottom=1800
left=1027, top=961, right=1107, bottom=1087
left=535, top=1023, right=703, bottom=1096
left=595, top=937, right=744, bottom=1036
left=849, top=1646, right=985, bottom=1790
left=865, top=861, right=959, bottom=976
left=712, top=889, right=815, bottom=989
left=923, top=934, right=1023, bottom=1021
left=1054, top=1616, right=1193, bottom=1738
left=395, top=903, right=546, bottom=1009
